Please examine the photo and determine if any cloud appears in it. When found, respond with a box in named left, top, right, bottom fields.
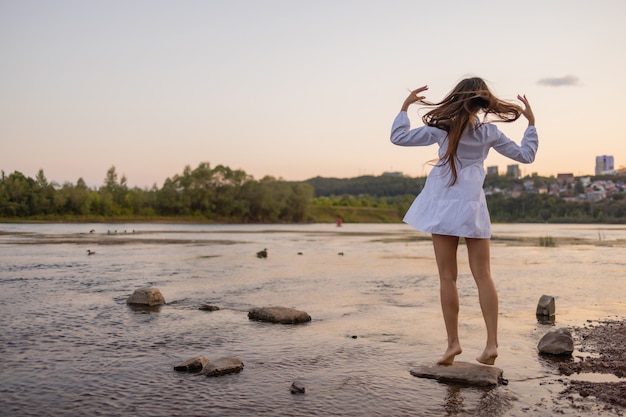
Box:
left=537, top=75, right=580, bottom=87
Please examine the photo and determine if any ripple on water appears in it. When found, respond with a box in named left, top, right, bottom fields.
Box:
left=1, top=224, right=626, bottom=416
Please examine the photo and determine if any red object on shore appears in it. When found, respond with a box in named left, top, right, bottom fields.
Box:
left=336, top=217, right=343, bottom=227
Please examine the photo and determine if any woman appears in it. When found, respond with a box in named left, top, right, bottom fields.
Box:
left=390, top=77, right=537, bottom=365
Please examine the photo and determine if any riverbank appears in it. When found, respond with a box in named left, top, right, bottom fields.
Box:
left=557, top=320, right=626, bottom=412
left=0, top=206, right=403, bottom=224
left=2, top=222, right=625, bottom=249
left=2, top=201, right=626, bottom=226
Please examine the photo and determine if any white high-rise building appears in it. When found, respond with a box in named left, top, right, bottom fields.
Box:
left=595, top=155, right=614, bottom=175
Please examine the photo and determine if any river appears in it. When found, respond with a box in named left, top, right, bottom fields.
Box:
left=0, top=223, right=624, bottom=416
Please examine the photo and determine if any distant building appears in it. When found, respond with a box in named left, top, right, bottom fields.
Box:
left=523, top=179, right=535, bottom=191
left=556, top=173, right=575, bottom=186
left=586, top=190, right=606, bottom=201
left=382, top=171, right=404, bottom=177
left=595, top=155, right=614, bottom=175
left=506, top=164, right=521, bottom=179
left=487, top=166, right=499, bottom=176
left=511, top=183, right=523, bottom=197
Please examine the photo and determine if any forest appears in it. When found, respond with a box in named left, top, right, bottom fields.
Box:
left=0, top=162, right=624, bottom=223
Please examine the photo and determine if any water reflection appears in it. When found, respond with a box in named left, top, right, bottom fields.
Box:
left=126, top=304, right=163, bottom=313
left=443, top=384, right=465, bottom=415
left=536, top=314, right=556, bottom=325
left=441, top=384, right=515, bottom=416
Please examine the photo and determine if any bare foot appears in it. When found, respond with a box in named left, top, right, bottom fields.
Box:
left=437, top=345, right=462, bottom=365
left=476, top=348, right=498, bottom=365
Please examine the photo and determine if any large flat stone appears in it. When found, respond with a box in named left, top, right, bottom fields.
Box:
left=248, top=306, right=311, bottom=324
left=199, top=357, right=244, bottom=377
left=410, top=362, right=504, bottom=387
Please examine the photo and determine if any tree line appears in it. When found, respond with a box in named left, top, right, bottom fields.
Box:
left=0, top=164, right=313, bottom=222
left=1, top=163, right=624, bottom=223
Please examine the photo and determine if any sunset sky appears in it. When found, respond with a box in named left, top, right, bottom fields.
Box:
left=1, top=0, right=625, bottom=188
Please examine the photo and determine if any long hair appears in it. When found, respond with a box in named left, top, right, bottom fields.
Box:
left=422, top=77, right=522, bottom=185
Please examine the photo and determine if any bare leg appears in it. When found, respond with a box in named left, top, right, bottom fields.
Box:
left=465, top=238, right=499, bottom=365
left=432, top=234, right=462, bottom=365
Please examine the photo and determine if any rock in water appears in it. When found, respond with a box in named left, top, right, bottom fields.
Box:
left=248, top=306, right=311, bottom=324
left=126, top=287, right=165, bottom=306
left=174, top=356, right=208, bottom=373
left=536, top=295, right=556, bottom=316
left=199, top=304, right=220, bottom=311
left=290, top=381, right=306, bottom=394
left=538, top=327, right=574, bottom=356
left=199, top=357, right=244, bottom=377
left=410, top=362, right=504, bottom=387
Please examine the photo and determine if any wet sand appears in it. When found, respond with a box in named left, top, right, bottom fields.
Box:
left=558, top=320, right=626, bottom=411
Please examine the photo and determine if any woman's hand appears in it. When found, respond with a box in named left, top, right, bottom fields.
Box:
left=517, top=94, right=535, bottom=126
left=401, top=85, right=429, bottom=112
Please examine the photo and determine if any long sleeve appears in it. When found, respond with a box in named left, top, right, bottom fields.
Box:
left=390, top=111, right=444, bottom=147
left=492, top=126, right=539, bottom=163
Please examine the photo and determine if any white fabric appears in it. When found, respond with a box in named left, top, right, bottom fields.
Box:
left=391, top=111, right=538, bottom=238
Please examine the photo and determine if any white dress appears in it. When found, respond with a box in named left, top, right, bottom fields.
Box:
left=390, top=111, right=539, bottom=238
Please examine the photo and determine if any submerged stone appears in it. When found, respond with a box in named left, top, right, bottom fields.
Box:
left=174, top=356, right=208, bottom=373
left=126, top=287, right=165, bottom=306
left=248, top=306, right=311, bottom=324
left=410, top=362, right=504, bottom=387
left=199, top=304, right=220, bottom=311
left=290, top=381, right=306, bottom=394
left=199, top=357, right=244, bottom=377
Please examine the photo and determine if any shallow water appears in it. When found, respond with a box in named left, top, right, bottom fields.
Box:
left=0, top=223, right=625, bottom=416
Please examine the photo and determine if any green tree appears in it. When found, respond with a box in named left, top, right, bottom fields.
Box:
left=211, top=165, right=252, bottom=218
left=33, top=169, right=57, bottom=215
left=156, top=177, right=184, bottom=215
left=100, top=166, right=129, bottom=214
left=285, top=183, right=314, bottom=222
left=0, top=171, right=37, bottom=216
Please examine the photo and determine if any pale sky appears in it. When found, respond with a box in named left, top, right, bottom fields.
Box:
left=1, top=0, right=625, bottom=188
